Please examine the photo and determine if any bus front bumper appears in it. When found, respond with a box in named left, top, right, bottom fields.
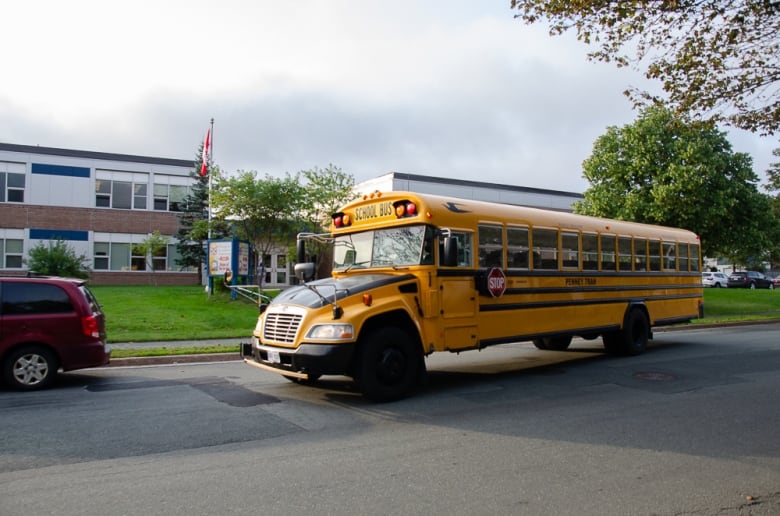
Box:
left=241, top=337, right=356, bottom=379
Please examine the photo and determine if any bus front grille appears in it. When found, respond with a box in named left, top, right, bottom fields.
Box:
left=263, top=312, right=303, bottom=344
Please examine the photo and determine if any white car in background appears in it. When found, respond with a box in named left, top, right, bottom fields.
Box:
left=701, top=271, right=729, bottom=288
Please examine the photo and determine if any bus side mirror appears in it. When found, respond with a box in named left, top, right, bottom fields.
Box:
left=442, top=237, right=458, bottom=267
left=295, top=263, right=315, bottom=282
left=296, top=239, right=306, bottom=264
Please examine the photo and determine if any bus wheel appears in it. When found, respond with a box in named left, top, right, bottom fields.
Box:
left=603, top=309, right=649, bottom=356
left=357, top=327, right=419, bottom=402
left=532, top=336, right=572, bottom=351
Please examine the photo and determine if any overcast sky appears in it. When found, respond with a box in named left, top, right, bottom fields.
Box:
left=1, top=0, right=775, bottom=193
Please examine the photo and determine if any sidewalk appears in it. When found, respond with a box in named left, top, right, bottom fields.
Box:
left=107, top=338, right=246, bottom=367
left=110, top=338, right=246, bottom=350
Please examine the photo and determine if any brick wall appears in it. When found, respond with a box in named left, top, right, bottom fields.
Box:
left=0, top=205, right=179, bottom=234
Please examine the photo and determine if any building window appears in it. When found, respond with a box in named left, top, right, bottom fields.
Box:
left=152, top=245, right=167, bottom=271
left=166, top=244, right=185, bottom=271
left=153, top=183, right=189, bottom=212
left=93, top=242, right=133, bottom=271
left=95, top=171, right=149, bottom=210
left=95, top=240, right=191, bottom=272
left=95, top=179, right=148, bottom=209
left=94, top=242, right=109, bottom=270
left=95, top=179, right=147, bottom=210
left=1, top=239, right=24, bottom=268
left=0, top=172, right=25, bottom=203
left=131, top=244, right=147, bottom=271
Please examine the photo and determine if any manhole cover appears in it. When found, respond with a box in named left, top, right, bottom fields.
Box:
left=633, top=372, right=676, bottom=381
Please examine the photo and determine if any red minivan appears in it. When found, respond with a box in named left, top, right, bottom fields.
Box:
left=0, top=276, right=110, bottom=390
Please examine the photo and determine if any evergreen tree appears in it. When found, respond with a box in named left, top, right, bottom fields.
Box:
left=175, top=144, right=228, bottom=282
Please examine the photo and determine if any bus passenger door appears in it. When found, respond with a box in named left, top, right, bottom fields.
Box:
left=439, top=278, right=478, bottom=350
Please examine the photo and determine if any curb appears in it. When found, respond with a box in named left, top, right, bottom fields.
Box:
left=104, top=352, right=243, bottom=368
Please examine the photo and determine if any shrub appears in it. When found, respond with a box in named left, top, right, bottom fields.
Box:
left=25, top=239, right=91, bottom=279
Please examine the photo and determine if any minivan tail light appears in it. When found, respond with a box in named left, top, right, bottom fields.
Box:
left=81, top=315, right=100, bottom=338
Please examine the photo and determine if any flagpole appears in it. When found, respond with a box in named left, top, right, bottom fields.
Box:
left=207, top=117, right=214, bottom=240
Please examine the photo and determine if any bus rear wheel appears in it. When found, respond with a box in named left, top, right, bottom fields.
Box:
left=532, top=335, right=572, bottom=351
left=357, top=327, right=420, bottom=402
left=603, top=309, right=649, bottom=356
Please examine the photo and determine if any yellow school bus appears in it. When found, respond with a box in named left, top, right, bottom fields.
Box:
left=241, top=191, right=703, bottom=401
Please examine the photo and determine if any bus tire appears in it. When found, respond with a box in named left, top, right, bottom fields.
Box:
left=357, top=326, right=419, bottom=402
left=532, top=336, right=572, bottom=351
left=603, top=309, right=649, bottom=356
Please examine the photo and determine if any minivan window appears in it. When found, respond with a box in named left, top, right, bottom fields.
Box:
left=1, top=283, right=73, bottom=315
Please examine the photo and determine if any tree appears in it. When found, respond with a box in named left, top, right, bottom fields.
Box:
left=575, top=106, right=774, bottom=263
left=765, top=147, right=780, bottom=191
left=511, top=1, right=780, bottom=135
left=133, top=231, right=169, bottom=284
left=175, top=143, right=229, bottom=283
left=25, top=239, right=91, bottom=278
left=764, top=147, right=780, bottom=269
left=211, top=171, right=307, bottom=282
left=298, top=164, right=358, bottom=278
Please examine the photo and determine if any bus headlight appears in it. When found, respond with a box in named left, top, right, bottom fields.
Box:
left=306, top=324, right=354, bottom=341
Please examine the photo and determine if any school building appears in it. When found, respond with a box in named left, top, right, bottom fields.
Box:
left=1, top=142, right=583, bottom=286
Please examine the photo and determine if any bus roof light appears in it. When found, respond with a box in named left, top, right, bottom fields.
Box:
left=393, top=200, right=418, bottom=219
left=332, top=212, right=351, bottom=228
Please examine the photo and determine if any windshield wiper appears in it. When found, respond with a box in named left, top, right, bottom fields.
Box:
left=301, top=282, right=345, bottom=320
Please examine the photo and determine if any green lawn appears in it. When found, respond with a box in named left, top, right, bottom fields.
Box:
left=699, top=286, right=780, bottom=321
left=91, top=285, right=263, bottom=343
left=92, top=284, right=780, bottom=346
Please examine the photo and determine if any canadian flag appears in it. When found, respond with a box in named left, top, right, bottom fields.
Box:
left=200, top=129, right=211, bottom=176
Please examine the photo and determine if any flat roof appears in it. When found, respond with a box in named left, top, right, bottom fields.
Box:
left=0, top=142, right=194, bottom=168
left=381, top=171, right=583, bottom=199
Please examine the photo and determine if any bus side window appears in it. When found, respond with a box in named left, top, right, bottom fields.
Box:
left=690, top=244, right=700, bottom=271
left=507, top=226, right=530, bottom=269
left=600, top=234, right=617, bottom=271
left=582, top=233, right=598, bottom=271
left=678, top=243, right=689, bottom=271
left=649, top=239, right=661, bottom=271
left=618, top=237, right=632, bottom=271
left=532, top=227, right=559, bottom=270
left=663, top=241, right=676, bottom=270
left=478, top=224, right=504, bottom=268
left=561, top=231, right=580, bottom=269
left=634, top=238, right=648, bottom=271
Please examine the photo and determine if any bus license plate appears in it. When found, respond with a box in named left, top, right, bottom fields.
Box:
left=268, top=350, right=281, bottom=364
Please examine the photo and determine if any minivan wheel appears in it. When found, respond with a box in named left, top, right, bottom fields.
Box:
left=2, top=346, right=58, bottom=391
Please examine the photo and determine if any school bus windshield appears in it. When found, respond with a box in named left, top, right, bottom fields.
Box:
left=333, top=225, right=432, bottom=270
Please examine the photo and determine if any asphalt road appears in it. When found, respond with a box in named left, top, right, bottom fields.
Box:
left=1, top=323, right=779, bottom=516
